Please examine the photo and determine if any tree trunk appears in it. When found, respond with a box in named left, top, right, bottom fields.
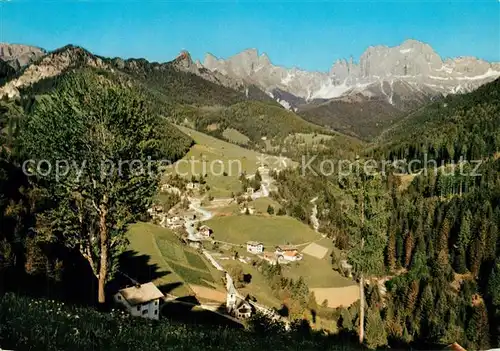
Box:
left=359, top=273, right=364, bottom=343
left=359, top=187, right=365, bottom=344
left=359, top=236, right=365, bottom=344
left=98, top=198, right=108, bottom=305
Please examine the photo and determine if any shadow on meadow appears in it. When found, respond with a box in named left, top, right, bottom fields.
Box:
left=108, top=249, right=171, bottom=291
left=161, top=296, right=243, bottom=329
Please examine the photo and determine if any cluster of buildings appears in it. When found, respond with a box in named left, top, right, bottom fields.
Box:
left=185, top=225, right=214, bottom=249
left=225, top=272, right=253, bottom=319
left=246, top=241, right=303, bottom=264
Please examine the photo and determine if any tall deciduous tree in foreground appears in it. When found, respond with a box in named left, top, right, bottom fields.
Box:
left=19, top=72, right=171, bottom=304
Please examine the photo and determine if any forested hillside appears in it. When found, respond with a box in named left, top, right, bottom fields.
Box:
left=374, top=78, right=500, bottom=163
left=187, top=101, right=326, bottom=148
left=109, top=57, right=247, bottom=107
left=271, top=79, right=500, bottom=349
left=299, top=96, right=405, bottom=140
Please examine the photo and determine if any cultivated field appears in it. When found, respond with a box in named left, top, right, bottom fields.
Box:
left=189, top=285, right=227, bottom=303
left=126, top=222, right=224, bottom=298
left=205, top=214, right=322, bottom=246
left=302, top=242, right=329, bottom=259
left=284, top=250, right=354, bottom=288
left=310, top=286, right=360, bottom=308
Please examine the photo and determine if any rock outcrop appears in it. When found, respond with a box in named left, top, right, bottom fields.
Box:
left=0, top=43, right=46, bottom=71
left=0, top=45, right=108, bottom=98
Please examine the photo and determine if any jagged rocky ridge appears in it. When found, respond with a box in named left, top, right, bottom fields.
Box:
left=0, top=45, right=273, bottom=103
left=203, top=39, right=500, bottom=109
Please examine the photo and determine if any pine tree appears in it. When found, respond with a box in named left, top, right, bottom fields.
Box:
left=339, top=169, right=389, bottom=344
left=484, top=220, right=497, bottom=262
left=404, top=230, right=414, bottom=268
left=437, top=218, right=451, bottom=268
left=466, top=303, right=490, bottom=350
left=386, top=225, right=397, bottom=271
left=488, top=258, right=500, bottom=306
left=453, top=247, right=468, bottom=274
left=405, top=280, right=419, bottom=313
left=469, top=233, right=484, bottom=278
left=365, top=307, right=388, bottom=349
left=457, top=210, right=472, bottom=251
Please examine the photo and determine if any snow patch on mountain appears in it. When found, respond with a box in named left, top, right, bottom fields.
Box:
left=202, top=39, right=500, bottom=108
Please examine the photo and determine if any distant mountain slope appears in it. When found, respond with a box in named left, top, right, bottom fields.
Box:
left=203, top=40, right=500, bottom=105
left=20, top=68, right=194, bottom=162
left=0, top=45, right=108, bottom=99
left=202, top=39, right=499, bottom=139
left=297, top=79, right=440, bottom=140
left=298, top=94, right=405, bottom=140
left=109, top=56, right=246, bottom=107
left=372, top=77, right=500, bottom=162
left=0, top=44, right=327, bottom=148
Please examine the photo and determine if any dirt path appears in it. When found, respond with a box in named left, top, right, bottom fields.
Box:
left=309, top=197, right=320, bottom=233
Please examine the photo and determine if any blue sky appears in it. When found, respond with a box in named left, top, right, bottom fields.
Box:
left=1, top=1, right=499, bottom=71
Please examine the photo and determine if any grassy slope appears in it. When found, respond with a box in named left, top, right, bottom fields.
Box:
left=194, top=100, right=326, bottom=146
left=213, top=198, right=282, bottom=216
left=0, top=294, right=360, bottom=351
left=222, top=128, right=250, bottom=145
left=169, top=126, right=292, bottom=197
left=206, top=214, right=354, bottom=289
left=284, top=238, right=354, bottom=288
left=205, top=215, right=321, bottom=246
left=126, top=222, right=224, bottom=296
left=223, top=260, right=282, bottom=308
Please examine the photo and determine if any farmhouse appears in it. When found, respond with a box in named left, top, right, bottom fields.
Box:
left=275, top=245, right=302, bottom=262
left=246, top=241, right=264, bottom=254
left=186, top=236, right=203, bottom=249
left=240, top=206, right=255, bottom=215
left=261, top=251, right=277, bottom=265
left=114, top=282, right=164, bottom=320
left=198, top=225, right=213, bottom=238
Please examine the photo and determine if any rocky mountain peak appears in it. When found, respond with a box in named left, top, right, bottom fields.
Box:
left=202, top=39, right=500, bottom=107
left=0, top=43, right=46, bottom=71
left=0, top=44, right=107, bottom=99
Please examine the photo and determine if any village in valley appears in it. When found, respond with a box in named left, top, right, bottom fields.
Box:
left=114, top=132, right=359, bottom=328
